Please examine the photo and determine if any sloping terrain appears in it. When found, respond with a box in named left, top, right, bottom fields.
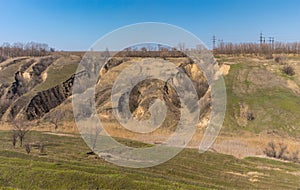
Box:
left=0, top=52, right=211, bottom=133
left=0, top=53, right=300, bottom=189
left=0, top=131, right=299, bottom=189
left=0, top=54, right=81, bottom=122
left=219, top=55, right=300, bottom=136
left=0, top=53, right=299, bottom=157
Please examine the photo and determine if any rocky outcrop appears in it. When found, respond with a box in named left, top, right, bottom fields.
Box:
left=96, top=56, right=210, bottom=129
left=26, top=76, right=73, bottom=120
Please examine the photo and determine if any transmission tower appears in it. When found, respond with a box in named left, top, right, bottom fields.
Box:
left=212, top=35, right=216, bottom=49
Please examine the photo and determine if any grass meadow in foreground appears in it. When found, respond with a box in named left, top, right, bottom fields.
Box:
left=0, top=131, right=299, bottom=189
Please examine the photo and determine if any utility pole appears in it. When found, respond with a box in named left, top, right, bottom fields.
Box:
left=212, top=35, right=216, bottom=50
left=267, top=37, right=275, bottom=49
left=260, top=32, right=263, bottom=47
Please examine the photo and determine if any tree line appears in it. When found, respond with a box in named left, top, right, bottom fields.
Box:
left=0, top=42, right=55, bottom=61
left=214, top=42, right=300, bottom=56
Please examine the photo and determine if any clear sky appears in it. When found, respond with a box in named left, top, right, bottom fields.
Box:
left=0, top=0, right=299, bottom=51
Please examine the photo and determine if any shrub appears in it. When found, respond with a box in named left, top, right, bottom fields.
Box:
left=0, top=55, right=8, bottom=63
left=265, top=54, right=273, bottom=59
left=282, top=65, right=295, bottom=76
left=264, top=142, right=277, bottom=158
left=247, top=112, right=255, bottom=121
left=274, top=56, right=287, bottom=65
left=274, top=56, right=282, bottom=63
left=264, top=142, right=299, bottom=163
left=290, top=151, right=299, bottom=163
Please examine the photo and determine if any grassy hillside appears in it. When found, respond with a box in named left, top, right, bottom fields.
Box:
left=219, top=55, right=300, bottom=136
left=0, top=131, right=299, bottom=189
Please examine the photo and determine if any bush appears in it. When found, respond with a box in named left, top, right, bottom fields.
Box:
left=246, top=112, right=255, bottom=121
left=274, top=56, right=282, bottom=63
left=290, top=151, right=299, bottom=163
left=264, top=142, right=299, bottom=163
left=282, top=65, right=295, bottom=76
left=0, top=55, right=8, bottom=63
left=265, top=54, right=273, bottom=59
left=274, top=56, right=287, bottom=65
left=264, top=142, right=277, bottom=158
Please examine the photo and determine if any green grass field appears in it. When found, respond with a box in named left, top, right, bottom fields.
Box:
left=0, top=131, right=299, bottom=189
left=222, top=57, right=300, bottom=136
left=33, top=62, right=78, bottom=92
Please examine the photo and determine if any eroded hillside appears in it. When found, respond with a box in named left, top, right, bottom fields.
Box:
left=0, top=52, right=211, bottom=132
left=0, top=53, right=81, bottom=122
left=0, top=53, right=300, bottom=159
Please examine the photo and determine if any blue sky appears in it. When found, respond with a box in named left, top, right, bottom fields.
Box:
left=0, top=0, right=299, bottom=50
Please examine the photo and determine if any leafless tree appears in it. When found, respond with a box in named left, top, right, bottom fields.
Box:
left=0, top=42, right=53, bottom=58
left=49, top=110, right=64, bottom=130
left=91, top=125, right=102, bottom=152
left=12, top=132, right=18, bottom=148
left=39, top=143, right=45, bottom=154
left=103, top=47, right=110, bottom=59
left=12, top=119, right=31, bottom=147
left=24, top=143, right=31, bottom=154
left=278, top=143, right=288, bottom=159
left=178, top=43, right=186, bottom=52
left=214, top=41, right=300, bottom=56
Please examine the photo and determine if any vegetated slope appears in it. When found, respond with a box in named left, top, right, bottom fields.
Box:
left=218, top=55, right=300, bottom=137
left=0, top=131, right=299, bottom=189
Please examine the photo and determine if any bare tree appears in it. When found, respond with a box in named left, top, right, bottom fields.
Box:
left=12, top=132, right=18, bottom=148
left=103, top=47, right=110, bottom=59
left=12, top=119, right=31, bottom=147
left=278, top=143, right=288, bottom=159
left=24, top=143, right=31, bottom=154
left=39, top=143, right=45, bottom=154
left=49, top=110, right=64, bottom=130
left=178, top=43, right=186, bottom=52
left=214, top=41, right=300, bottom=56
left=0, top=42, right=53, bottom=58
left=91, top=125, right=102, bottom=152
